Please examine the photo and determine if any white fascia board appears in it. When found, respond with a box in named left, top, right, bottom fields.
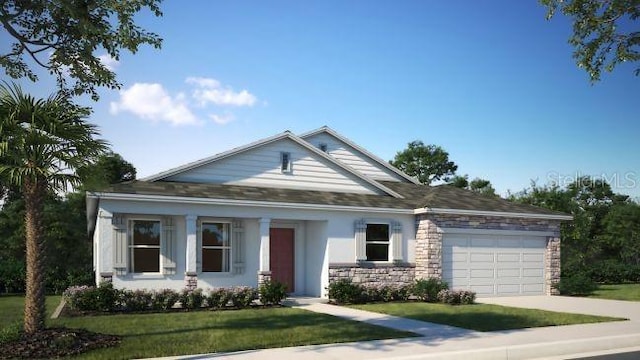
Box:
left=89, top=192, right=415, bottom=215
left=299, top=126, right=421, bottom=185
left=414, top=207, right=573, bottom=221
left=142, top=131, right=293, bottom=182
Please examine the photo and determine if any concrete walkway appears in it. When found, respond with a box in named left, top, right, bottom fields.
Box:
left=145, top=296, right=640, bottom=360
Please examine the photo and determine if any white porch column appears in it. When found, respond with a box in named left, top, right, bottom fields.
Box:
left=259, top=218, right=271, bottom=273
left=98, top=210, right=113, bottom=283
left=185, top=214, right=198, bottom=274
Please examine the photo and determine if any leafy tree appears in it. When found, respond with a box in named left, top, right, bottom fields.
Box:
left=0, top=0, right=163, bottom=100
left=448, top=174, right=469, bottom=189
left=390, top=140, right=458, bottom=185
left=0, top=83, right=107, bottom=333
left=541, top=0, right=640, bottom=81
left=600, top=202, right=640, bottom=266
left=77, top=151, right=136, bottom=190
left=448, top=174, right=497, bottom=197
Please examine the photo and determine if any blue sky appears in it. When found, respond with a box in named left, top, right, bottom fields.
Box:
left=3, top=0, right=639, bottom=199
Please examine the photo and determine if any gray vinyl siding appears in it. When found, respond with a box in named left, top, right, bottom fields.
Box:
left=305, top=133, right=406, bottom=182
left=165, top=139, right=383, bottom=194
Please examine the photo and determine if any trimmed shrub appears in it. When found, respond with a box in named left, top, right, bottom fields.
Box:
left=413, top=278, right=448, bottom=302
left=437, top=289, right=476, bottom=305
left=206, top=288, right=231, bottom=309
left=558, top=273, right=597, bottom=296
left=63, top=283, right=119, bottom=312
left=230, top=286, right=258, bottom=308
left=151, top=289, right=180, bottom=311
left=259, top=280, right=287, bottom=306
left=121, top=289, right=153, bottom=312
left=179, top=288, right=205, bottom=310
left=327, top=279, right=364, bottom=304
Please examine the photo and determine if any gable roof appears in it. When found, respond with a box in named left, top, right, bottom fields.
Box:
left=142, top=130, right=405, bottom=199
left=299, top=126, right=421, bottom=185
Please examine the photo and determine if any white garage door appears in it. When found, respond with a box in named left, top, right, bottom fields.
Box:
left=442, top=233, right=546, bottom=296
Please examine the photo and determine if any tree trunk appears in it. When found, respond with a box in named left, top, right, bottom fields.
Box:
left=23, top=178, right=46, bottom=334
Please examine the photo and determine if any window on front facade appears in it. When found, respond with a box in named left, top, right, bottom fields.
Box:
left=366, top=223, right=389, bottom=261
left=201, top=222, right=231, bottom=272
left=130, top=220, right=161, bottom=273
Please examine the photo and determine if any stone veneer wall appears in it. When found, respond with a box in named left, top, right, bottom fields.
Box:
left=415, top=214, right=563, bottom=295
left=328, top=263, right=415, bottom=287
left=184, top=272, right=198, bottom=290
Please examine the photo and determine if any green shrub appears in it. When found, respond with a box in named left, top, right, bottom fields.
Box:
left=230, top=286, right=258, bottom=308
left=259, top=280, right=288, bottom=305
left=589, top=260, right=640, bottom=284
left=327, top=279, right=364, bottom=304
left=413, top=278, right=448, bottom=302
left=179, top=288, right=205, bottom=310
left=206, top=288, right=232, bottom=309
left=151, top=289, right=180, bottom=310
left=437, top=289, right=476, bottom=305
left=558, top=273, right=597, bottom=296
left=121, top=289, right=153, bottom=312
left=63, top=282, right=120, bottom=312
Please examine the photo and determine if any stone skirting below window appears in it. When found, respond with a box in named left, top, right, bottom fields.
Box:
left=328, top=263, right=415, bottom=286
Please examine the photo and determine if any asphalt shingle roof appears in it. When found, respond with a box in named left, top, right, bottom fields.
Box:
left=100, top=180, right=568, bottom=217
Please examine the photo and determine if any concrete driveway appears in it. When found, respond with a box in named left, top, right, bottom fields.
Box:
left=476, top=295, right=640, bottom=321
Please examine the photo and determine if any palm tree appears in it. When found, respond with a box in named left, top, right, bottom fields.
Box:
left=0, top=83, right=107, bottom=333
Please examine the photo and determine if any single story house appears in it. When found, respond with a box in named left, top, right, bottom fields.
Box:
left=88, top=126, right=571, bottom=298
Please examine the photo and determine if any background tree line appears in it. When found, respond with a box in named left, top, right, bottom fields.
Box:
left=0, top=152, right=136, bottom=294
left=392, top=140, right=640, bottom=290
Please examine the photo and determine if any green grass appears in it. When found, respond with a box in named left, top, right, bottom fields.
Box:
left=349, top=302, right=624, bottom=332
left=0, top=294, right=61, bottom=328
left=589, top=284, right=640, bottom=301
left=0, top=296, right=414, bottom=359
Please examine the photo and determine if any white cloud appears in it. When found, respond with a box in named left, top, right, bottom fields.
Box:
left=110, top=83, right=199, bottom=126
left=209, top=113, right=235, bottom=125
left=186, top=76, right=257, bottom=107
left=98, top=54, right=119, bottom=71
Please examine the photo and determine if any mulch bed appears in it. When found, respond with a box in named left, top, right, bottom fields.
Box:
left=1, top=327, right=120, bottom=359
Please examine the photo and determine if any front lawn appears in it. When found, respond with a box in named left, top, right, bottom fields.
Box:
left=0, top=296, right=415, bottom=359
left=0, top=295, right=61, bottom=328
left=349, top=302, right=624, bottom=332
left=589, top=284, right=640, bottom=301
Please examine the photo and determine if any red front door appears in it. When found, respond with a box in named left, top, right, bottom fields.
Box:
left=270, top=228, right=295, bottom=293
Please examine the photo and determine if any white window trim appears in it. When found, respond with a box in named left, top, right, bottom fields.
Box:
left=365, top=221, right=391, bottom=262
left=199, top=219, right=233, bottom=274
left=280, top=152, right=292, bottom=173
left=128, top=217, right=163, bottom=275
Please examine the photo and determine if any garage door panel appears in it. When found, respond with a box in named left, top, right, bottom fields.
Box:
left=470, top=253, right=494, bottom=262
left=497, top=284, right=521, bottom=294
left=497, top=253, right=520, bottom=262
left=497, top=268, right=521, bottom=278
left=522, top=283, right=544, bottom=294
left=469, top=284, right=495, bottom=295
left=443, top=233, right=546, bottom=296
left=523, top=253, right=544, bottom=262
left=470, top=268, right=494, bottom=279
left=523, top=268, right=544, bottom=277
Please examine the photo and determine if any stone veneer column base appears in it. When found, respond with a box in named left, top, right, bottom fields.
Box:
left=184, top=272, right=198, bottom=290
left=258, top=271, right=272, bottom=286
left=546, top=236, right=561, bottom=295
